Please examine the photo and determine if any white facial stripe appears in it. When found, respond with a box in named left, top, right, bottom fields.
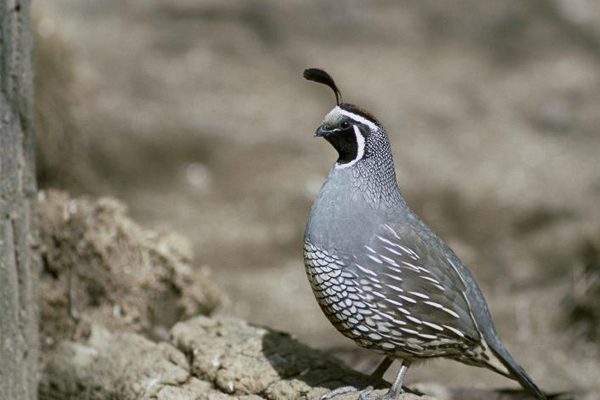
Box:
left=338, top=107, right=379, bottom=132
left=335, top=125, right=365, bottom=169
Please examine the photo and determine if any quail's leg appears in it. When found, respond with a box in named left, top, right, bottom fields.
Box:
left=359, top=361, right=410, bottom=400
left=318, top=357, right=394, bottom=400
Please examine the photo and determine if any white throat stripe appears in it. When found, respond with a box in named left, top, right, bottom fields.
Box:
left=338, top=107, right=379, bottom=132
left=336, top=125, right=365, bottom=169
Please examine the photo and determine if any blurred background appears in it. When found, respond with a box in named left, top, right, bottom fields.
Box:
left=33, top=0, right=600, bottom=396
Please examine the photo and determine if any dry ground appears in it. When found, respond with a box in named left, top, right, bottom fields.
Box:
left=34, top=0, right=600, bottom=396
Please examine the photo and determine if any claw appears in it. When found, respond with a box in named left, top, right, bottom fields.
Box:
left=318, top=386, right=357, bottom=400
left=318, top=385, right=377, bottom=400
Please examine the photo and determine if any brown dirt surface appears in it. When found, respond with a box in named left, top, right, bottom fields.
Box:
left=33, top=0, right=600, bottom=397
left=40, top=315, right=535, bottom=400
left=171, top=316, right=370, bottom=398
left=38, top=189, right=223, bottom=357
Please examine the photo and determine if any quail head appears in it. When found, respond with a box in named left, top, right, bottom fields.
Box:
left=302, top=68, right=545, bottom=400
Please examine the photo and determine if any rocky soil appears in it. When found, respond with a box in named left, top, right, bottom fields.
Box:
left=41, top=315, right=430, bottom=400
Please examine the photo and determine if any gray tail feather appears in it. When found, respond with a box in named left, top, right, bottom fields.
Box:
left=489, top=344, right=546, bottom=399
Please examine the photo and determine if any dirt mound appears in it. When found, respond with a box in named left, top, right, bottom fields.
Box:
left=39, top=189, right=222, bottom=357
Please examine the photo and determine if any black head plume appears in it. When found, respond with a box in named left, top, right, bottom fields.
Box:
left=303, top=68, right=342, bottom=105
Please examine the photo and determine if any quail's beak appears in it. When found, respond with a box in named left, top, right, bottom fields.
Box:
left=314, top=125, right=331, bottom=138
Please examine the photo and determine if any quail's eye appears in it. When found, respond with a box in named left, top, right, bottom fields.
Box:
left=340, top=121, right=350, bottom=129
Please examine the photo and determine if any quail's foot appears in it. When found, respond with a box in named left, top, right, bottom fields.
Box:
left=319, top=356, right=395, bottom=400
left=356, top=362, right=409, bottom=400
left=318, top=385, right=375, bottom=400
left=358, top=386, right=402, bottom=400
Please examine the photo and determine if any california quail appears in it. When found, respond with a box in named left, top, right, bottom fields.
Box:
left=302, top=68, right=545, bottom=400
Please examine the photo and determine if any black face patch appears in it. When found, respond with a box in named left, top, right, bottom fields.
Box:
left=324, top=126, right=359, bottom=164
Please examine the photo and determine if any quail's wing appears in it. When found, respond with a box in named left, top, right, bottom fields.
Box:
left=346, top=222, right=482, bottom=348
